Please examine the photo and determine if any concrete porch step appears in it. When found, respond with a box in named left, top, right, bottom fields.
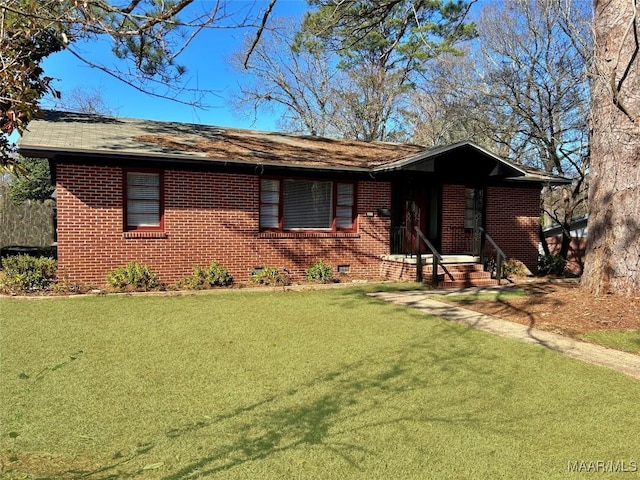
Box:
left=445, top=271, right=495, bottom=280
left=383, top=254, right=480, bottom=265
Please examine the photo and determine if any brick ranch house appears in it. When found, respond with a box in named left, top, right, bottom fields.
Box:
left=18, top=110, right=568, bottom=288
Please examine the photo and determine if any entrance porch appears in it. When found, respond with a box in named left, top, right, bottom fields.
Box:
left=372, top=142, right=570, bottom=286
left=384, top=177, right=494, bottom=287
left=380, top=254, right=499, bottom=288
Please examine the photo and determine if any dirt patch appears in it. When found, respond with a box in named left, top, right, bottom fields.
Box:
left=0, top=452, right=103, bottom=478
left=445, top=278, right=640, bottom=337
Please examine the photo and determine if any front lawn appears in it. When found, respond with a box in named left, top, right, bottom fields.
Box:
left=2, top=287, right=639, bottom=478
left=579, top=330, right=640, bottom=355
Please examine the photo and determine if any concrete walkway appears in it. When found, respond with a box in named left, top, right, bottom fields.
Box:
left=369, top=288, right=640, bottom=381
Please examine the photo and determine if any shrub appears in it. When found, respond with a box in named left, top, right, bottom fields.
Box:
left=538, top=254, right=567, bottom=276
left=178, top=261, right=233, bottom=289
left=0, top=254, right=57, bottom=292
left=305, top=259, right=334, bottom=283
left=106, top=262, right=159, bottom=291
left=249, top=266, right=291, bottom=286
left=501, top=258, right=526, bottom=278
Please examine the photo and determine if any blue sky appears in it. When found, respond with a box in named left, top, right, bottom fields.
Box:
left=41, top=1, right=310, bottom=132
left=39, top=0, right=489, bottom=132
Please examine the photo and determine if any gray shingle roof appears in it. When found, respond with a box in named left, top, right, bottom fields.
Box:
left=18, top=110, right=571, bottom=184
left=18, top=110, right=424, bottom=170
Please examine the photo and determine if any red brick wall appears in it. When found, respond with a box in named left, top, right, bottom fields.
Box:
left=379, top=258, right=416, bottom=282
left=438, top=184, right=540, bottom=272
left=484, top=185, right=541, bottom=272
left=440, top=184, right=467, bottom=253
left=55, top=163, right=392, bottom=287
left=545, top=236, right=586, bottom=275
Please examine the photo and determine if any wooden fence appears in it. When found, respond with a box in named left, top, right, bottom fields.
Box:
left=0, top=186, right=56, bottom=250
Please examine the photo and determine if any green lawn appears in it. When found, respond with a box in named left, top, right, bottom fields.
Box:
left=2, top=287, right=640, bottom=479
left=579, top=330, right=640, bottom=355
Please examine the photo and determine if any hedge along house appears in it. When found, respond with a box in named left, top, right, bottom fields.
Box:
left=18, top=110, right=569, bottom=288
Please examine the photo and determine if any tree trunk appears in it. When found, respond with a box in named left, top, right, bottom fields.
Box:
left=559, top=221, right=572, bottom=261
left=539, top=225, right=551, bottom=257
left=582, top=0, right=640, bottom=294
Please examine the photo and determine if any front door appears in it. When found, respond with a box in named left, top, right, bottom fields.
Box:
left=393, top=181, right=440, bottom=255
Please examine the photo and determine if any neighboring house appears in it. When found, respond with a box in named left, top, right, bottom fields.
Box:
left=18, top=110, right=569, bottom=288
left=541, top=215, right=588, bottom=275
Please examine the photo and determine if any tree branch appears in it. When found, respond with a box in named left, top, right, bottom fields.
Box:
left=609, top=0, right=639, bottom=123
left=66, top=47, right=211, bottom=107
left=243, top=0, right=277, bottom=69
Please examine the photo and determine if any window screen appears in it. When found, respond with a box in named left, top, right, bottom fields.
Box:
left=283, top=180, right=332, bottom=230
left=127, top=172, right=161, bottom=228
left=259, top=178, right=280, bottom=229
left=336, top=183, right=354, bottom=229
left=260, top=178, right=355, bottom=231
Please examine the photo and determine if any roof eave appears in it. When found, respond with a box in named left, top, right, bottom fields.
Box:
left=18, top=146, right=373, bottom=174
left=504, top=176, right=573, bottom=185
left=372, top=141, right=530, bottom=176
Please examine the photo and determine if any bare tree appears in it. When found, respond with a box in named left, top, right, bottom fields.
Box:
left=477, top=0, right=591, bottom=173
left=582, top=0, right=640, bottom=294
left=48, top=86, right=117, bottom=116
left=328, top=63, right=413, bottom=141
left=407, top=50, right=499, bottom=149
left=235, top=0, right=476, bottom=141
left=478, top=0, right=591, bottom=263
left=234, top=20, right=419, bottom=141
left=232, top=22, right=340, bottom=136
left=411, top=0, right=591, bottom=263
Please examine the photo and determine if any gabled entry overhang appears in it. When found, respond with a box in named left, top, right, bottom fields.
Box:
left=373, top=141, right=571, bottom=185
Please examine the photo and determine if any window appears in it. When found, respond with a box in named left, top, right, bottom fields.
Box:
left=260, top=179, right=280, bottom=229
left=464, top=187, right=483, bottom=229
left=259, top=178, right=355, bottom=231
left=283, top=179, right=332, bottom=229
left=336, top=183, right=354, bottom=229
left=125, top=170, right=163, bottom=230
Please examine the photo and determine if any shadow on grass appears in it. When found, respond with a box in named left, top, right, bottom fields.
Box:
left=363, top=282, right=576, bottom=355
left=159, top=343, right=502, bottom=479
left=162, top=395, right=349, bottom=479
left=60, top=318, right=505, bottom=479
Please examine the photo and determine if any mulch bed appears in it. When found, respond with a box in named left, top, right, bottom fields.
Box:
left=446, top=278, right=640, bottom=336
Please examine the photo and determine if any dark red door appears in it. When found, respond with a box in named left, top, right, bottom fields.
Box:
left=402, top=187, right=428, bottom=254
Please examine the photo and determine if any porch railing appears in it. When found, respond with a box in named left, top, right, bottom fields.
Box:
left=415, top=227, right=454, bottom=287
left=444, top=226, right=477, bottom=254
left=479, top=227, right=506, bottom=284
left=390, top=226, right=410, bottom=255
left=393, top=225, right=481, bottom=256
